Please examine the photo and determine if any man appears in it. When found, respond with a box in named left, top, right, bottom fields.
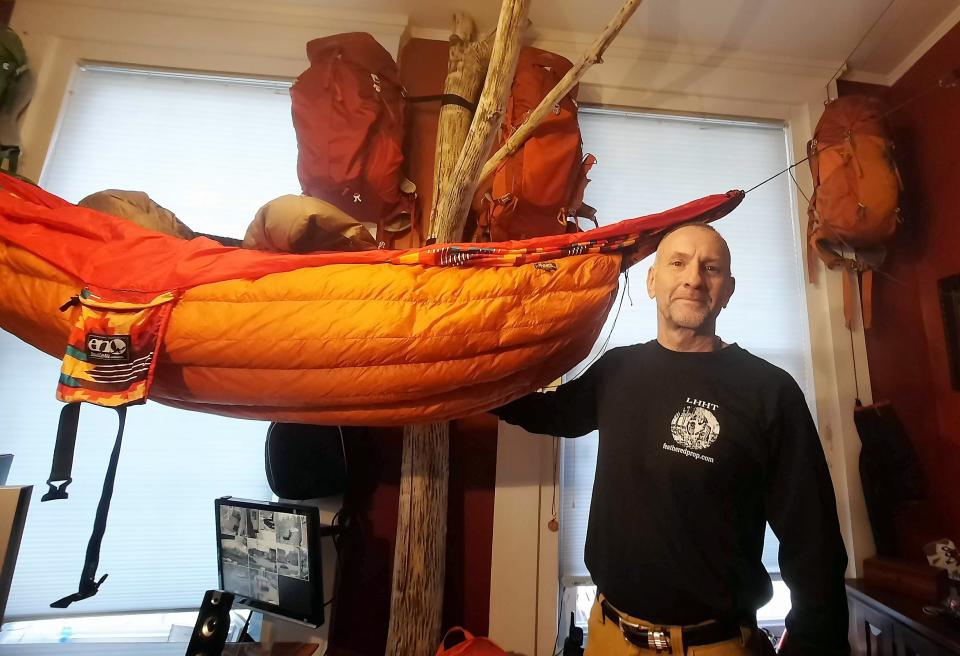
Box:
left=494, top=224, right=849, bottom=655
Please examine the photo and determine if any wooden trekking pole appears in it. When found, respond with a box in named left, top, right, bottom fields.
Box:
left=385, top=2, right=527, bottom=654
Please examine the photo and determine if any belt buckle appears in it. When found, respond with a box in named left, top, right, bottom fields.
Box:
left=616, top=615, right=671, bottom=653
left=647, top=628, right=671, bottom=653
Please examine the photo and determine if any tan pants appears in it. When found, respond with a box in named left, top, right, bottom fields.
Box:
left=584, top=596, right=769, bottom=656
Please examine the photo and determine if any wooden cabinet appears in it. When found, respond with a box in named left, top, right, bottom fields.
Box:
left=848, top=580, right=960, bottom=655
left=897, top=626, right=950, bottom=656
left=858, top=599, right=897, bottom=656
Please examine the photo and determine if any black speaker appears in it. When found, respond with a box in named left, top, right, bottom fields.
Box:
left=185, top=589, right=235, bottom=656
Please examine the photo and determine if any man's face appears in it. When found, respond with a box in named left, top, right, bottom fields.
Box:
left=646, top=225, right=735, bottom=332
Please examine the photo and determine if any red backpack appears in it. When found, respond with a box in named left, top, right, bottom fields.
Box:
left=807, top=95, right=901, bottom=328
left=475, top=47, right=596, bottom=242
left=291, top=33, right=413, bottom=243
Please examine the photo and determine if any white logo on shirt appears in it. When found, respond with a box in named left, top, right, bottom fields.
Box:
left=670, top=398, right=720, bottom=450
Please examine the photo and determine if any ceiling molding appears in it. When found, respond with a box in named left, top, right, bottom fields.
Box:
left=23, top=0, right=410, bottom=38
left=408, top=25, right=840, bottom=82
left=885, top=2, right=960, bottom=86
left=841, top=70, right=892, bottom=87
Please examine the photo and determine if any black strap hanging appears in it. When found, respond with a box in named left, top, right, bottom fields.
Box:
left=41, top=402, right=81, bottom=501
left=42, top=402, right=128, bottom=608
left=406, top=93, right=477, bottom=113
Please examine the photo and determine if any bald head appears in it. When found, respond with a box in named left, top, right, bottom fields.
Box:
left=647, top=223, right=736, bottom=339
left=654, top=224, right=732, bottom=275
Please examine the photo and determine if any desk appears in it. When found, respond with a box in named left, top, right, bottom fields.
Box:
left=847, top=580, right=960, bottom=655
left=222, top=642, right=319, bottom=656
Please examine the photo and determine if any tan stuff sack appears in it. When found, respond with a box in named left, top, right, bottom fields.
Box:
left=807, top=95, right=902, bottom=328
left=243, top=194, right=377, bottom=253
left=78, top=189, right=196, bottom=240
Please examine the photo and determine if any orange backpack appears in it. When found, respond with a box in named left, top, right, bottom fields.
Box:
left=435, top=627, right=508, bottom=656
left=807, top=95, right=901, bottom=328
left=475, top=47, right=596, bottom=242
left=291, top=33, right=413, bottom=244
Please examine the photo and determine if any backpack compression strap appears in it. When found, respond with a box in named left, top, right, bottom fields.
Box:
left=42, top=402, right=128, bottom=608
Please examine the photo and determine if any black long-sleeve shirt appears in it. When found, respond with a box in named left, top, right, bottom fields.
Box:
left=494, top=341, right=849, bottom=656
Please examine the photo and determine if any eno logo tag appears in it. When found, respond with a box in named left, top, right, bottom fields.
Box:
left=86, top=334, right=131, bottom=362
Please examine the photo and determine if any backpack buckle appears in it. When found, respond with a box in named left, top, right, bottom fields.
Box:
left=42, top=477, right=73, bottom=502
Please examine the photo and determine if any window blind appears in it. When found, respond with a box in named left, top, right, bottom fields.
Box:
left=560, top=109, right=815, bottom=587
left=3, top=65, right=301, bottom=619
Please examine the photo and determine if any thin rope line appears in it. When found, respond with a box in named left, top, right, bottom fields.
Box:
left=878, top=68, right=960, bottom=121
left=746, top=67, right=956, bottom=196
left=844, top=252, right=863, bottom=404
left=787, top=166, right=811, bottom=204
left=572, top=271, right=629, bottom=378
left=825, top=0, right=896, bottom=101
left=551, top=437, right=559, bottom=521
left=848, top=324, right=861, bottom=402
left=744, top=156, right=810, bottom=194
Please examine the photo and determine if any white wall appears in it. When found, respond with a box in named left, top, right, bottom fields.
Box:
left=9, top=1, right=873, bottom=653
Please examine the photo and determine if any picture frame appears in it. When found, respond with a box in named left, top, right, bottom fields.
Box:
left=939, top=273, right=960, bottom=391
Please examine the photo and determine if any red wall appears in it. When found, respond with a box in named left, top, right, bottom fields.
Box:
left=840, top=21, right=960, bottom=545
left=328, top=415, right=498, bottom=656
left=0, top=1, right=14, bottom=25
left=326, top=38, right=499, bottom=655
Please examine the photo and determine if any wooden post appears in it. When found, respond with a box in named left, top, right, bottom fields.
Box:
left=386, top=10, right=502, bottom=656
left=387, top=1, right=641, bottom=653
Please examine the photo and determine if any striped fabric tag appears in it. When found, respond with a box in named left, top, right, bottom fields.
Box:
left=56, top=289, right=176, bottom=407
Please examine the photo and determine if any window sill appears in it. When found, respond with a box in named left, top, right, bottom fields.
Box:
left=0, top=643, right=188, bottom=655
left=0, top=610, right=251, bottom=652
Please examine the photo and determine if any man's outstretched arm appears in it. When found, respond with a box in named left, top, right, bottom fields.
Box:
left=492, top=351, right=610, bottom=438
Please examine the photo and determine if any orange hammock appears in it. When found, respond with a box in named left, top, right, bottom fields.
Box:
left=0, top=172, right=743, bottom=425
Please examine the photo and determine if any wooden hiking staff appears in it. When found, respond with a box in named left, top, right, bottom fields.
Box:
left=386, top=2, right=528, bottom=654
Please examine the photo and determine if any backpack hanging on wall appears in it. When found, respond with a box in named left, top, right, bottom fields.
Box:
left=806, top=95, right=901, bottom=329
left=291, top=32, right=414, bottom=246
left=474, top=47, right=596, bottom=242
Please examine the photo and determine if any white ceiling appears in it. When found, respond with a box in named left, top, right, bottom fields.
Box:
left=288, top=0, right=960, bottom=84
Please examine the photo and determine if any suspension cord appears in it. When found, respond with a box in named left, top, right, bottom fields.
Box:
left=824, top=0, right=896, bottom=101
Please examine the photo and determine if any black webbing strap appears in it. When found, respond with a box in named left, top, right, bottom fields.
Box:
left=406, top=93, right=477, bottom=113
left=47, top=404, right=128, bottom=609
left=41, top=403, right=82, bottom=501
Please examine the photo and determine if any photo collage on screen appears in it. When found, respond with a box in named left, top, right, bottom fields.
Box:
left=219, top=504, right=310, bottom=607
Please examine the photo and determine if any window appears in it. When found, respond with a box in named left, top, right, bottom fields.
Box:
left=560, top=108, right=814, bottom=630
left=1, top=64, right=299, bottom=645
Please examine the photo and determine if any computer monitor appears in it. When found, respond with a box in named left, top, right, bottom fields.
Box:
left=215, top=496, right=326, bottom=627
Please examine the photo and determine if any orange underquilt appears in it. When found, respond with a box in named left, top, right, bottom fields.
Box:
left=0, top=173, right=743, bottom=424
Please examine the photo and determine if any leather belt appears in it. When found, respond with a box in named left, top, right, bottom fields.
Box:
left=600, top=598, right=743, bottom=652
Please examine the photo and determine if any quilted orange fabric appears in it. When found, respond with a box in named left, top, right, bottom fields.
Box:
left=0, top=173, right=742, bottom=425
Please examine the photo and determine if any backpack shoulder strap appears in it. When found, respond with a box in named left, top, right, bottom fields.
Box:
left=45, top=403, right=128, bottom=608
left=41, top=402, right=81, bottom=501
